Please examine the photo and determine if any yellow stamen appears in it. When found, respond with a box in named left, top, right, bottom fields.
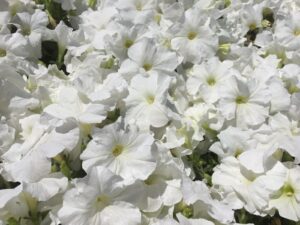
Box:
left=187, top=31, right=197, bottom=40
left=112, top=144, right=123, bottom=157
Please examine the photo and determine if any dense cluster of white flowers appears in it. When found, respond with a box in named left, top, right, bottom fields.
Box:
left=0, top=0, right=300, bottom=224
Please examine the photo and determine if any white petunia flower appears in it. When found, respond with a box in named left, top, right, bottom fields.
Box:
left=12, top=9, right=48, bottom=58
left=186, top=57, right=233, bottom=103
left=120, top=38, right=179, bottom=79
left=0, top=184, right=29, bottom=223
left=268, top=163, right=300, bottom=221
left=125, top=74, right=172, bottom=129
left=180, top=175, right=235, bottom=224
left=44, top=85, right=108, bottom=124
left=212, top=157, right=284, bottom=216
left=0, top=63, right=39, bottom=119
left=13, top=9, right=48, bottom=37
left=183, top=103, right=224, bottom=144
left=169, top=7, right=217, bottom=63
left=280, top=64, right=300, bottom=96
left=275, top=11, right=300, bottom=50
left=210, top=126, right=255, bottom=159
left=1, top=0, right=300, bottom=224
left=24, top=174, right=68, bottom=201
left=58, top=166, right=142, bottom=225
left=269, top=113, right=300, bottom=161
left=115, top=0, right=156, bottom=25
left=126, top=162, right=182, bottom=212
left=80, top=122, right=157, bottom=182
left=2, top=114, right=79, bottom=183
left=0, top=117, right=15, bottom=155
left=239, top=3, right=264, bottom=35
left=105, top=23, right=149, bottom=61
left=218, top=76, right=271, bottom=128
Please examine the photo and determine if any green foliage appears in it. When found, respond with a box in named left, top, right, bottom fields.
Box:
left=7, top=218, right=20, bottom=225
left=40, top=40, right=67, bottom=72
left=235, top=209, right=298, bottom=225
left=174, top=201, right=194, bottom=219
left=40, top=41, right=58, bottom=66
left=262, top=8, right=274, bottom=26
left=35, top=1, right=70, bottom=71
left=51, top=154, right=86, bottom=180
left=97, top=108, right=121, bottom=128
left=0, top=175, right=19, bottom=190
left=281, top=151, right=295, bottom=162
left=88, top=0, right=97, bottom=9
left=35, top=0, right=71, bottom=28
left=187, top=141, right=219, bottom=186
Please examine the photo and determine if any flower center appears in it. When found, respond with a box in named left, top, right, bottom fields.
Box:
left=294, top=29, right=300, bottom=36
left=97, top=195, right=110, bottom=203
left=176, top=202, right=193, bottom=218
left=288, top=84, right=300, bottom=94
left=94, top=194, right=110, bottom=210
left=154, top=13, right=161, bottom=24
left=234, top=148, right=243, bottom=157
left=224, top=0, right=231, bottom=7
left=144, top=175, right=157, bottom=185
left=146, top=95, right=155, bottom=104
left=187, top=31, right=197, bottom=40
left=206, top=76, right=216, bottom=86
left=22, top=27, right=31, bottom=36
left=112, top=144, right=123, bottom=157
left=135, top=2, right=142, bottom=11
left=143, top=63, right=152, bottom=71
left=248, top=23, right=257, bottom=30
left=235, top=96, right=248, bottom=104
left=282, top=183, right=294, bottom=197
left=124, top=39, right=134, bottom=48
left=0, top=48, right=6, bottom=57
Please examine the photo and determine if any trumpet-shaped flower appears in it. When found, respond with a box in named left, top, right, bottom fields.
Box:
left=169, top=7, right=217, bottom=63
left=120, top=38, right=179, bottom=78
left=218, top=76, right=271, bottom=128
left=58, top=166, right=142, bottom=225
left=125, top=74, right=172, bottom=129
left=268, top=164, right=300, bottom=221
left=80, top=122, right=156, bottom=182
left=187, top=57, right=233, bottom=103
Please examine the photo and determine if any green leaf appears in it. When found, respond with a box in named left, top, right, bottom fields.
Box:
left=7, top=218, right=20, bottom=225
